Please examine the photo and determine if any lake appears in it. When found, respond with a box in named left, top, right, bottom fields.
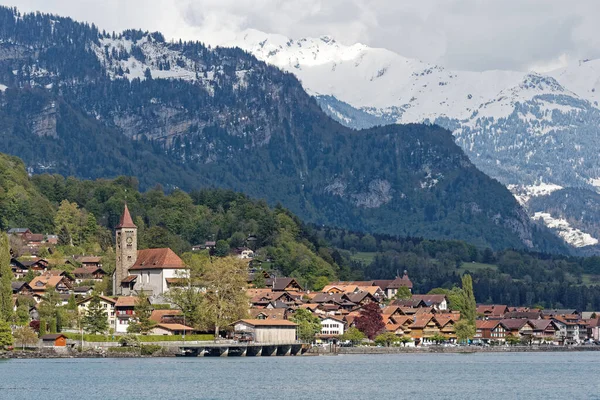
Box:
left=1, top=352, right=599, bottom=399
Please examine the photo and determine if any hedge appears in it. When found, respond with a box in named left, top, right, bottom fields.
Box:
left=63, top=333, right=214, bottom=342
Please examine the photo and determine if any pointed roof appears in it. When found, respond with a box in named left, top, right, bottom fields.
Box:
left=116, top=205, right=137, bottom=229
left=129, top=248, right=185, bottom=270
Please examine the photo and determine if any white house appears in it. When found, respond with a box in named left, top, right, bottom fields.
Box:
left=77, top=295, right=117, bottom=332
left=319, top=316, right=345, bottom=340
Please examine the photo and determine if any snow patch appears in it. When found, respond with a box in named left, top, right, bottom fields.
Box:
left=508, top=183, right=563, bottom=205
left=0, top=84, right=7, bottom=92
left=533, top=212, right=598, bottom=247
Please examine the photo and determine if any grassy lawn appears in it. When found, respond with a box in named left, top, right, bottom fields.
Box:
left=64, top=333, right=214, bottom=342
left=351, top=252, right=377, bottom=265
left=580, top=274, right=600, bottom=286
left=458, top=262, right=498, bottom=274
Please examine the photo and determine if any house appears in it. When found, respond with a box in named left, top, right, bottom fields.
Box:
left=475, top=320, right=508, bottom=343
left=504, top=311, right=542, bottom=320
left=373, top=273, right=413, bottom=298
left=235, top=247, right=254, bottom=259
left=76, top=256, right=103, bottom=269
left=10, top=258, right=28, bottom=279
left=29, top=275, right=72, bottom=296
left=150, top=309, right=183, bottom=324
left=77, top=295, right=117, bottom=331
left=8, top=228, right=32, bottom=238
left=584, top=318, right=600, bottom=342
left=318, top=316, right=345, bottom=342
left=411, top=295, right=448, bottom=311
left=500, top=319, right=535, bottom=340
left=11, top=281, right=32, bottom=295
left=115, top=296, right=139, bottom=333
left=192, top=241, right=216, bottom=251
left=232, top=319, right=297, bottom=343
left=73, top=286, right=94, bottom=298
left=149, top=323, right=195, bottom=336
left=249, top=308, right=287, bottom=320
left=73, top=266, right=107, bottom=283
left=529, top=319, right=560, bottom=343
left=476, top=304, right=509, bottom=319
left=552, top=315, right=583, bottom=344
left=268, top=277, right=303, bottom=292
left=40, top=333, right=68, bottom=347
left=392, top=298, right=428, bottom=309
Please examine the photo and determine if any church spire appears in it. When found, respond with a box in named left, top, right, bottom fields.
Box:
left=116, top=204, right=137, bottom=229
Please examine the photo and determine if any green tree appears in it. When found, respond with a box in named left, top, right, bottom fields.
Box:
left=290, top=308, right=321, bottom=343
left=252, top=271, right=266, bottom=288
left=375, top=332, right=400, bottom=347
left=430, top=333, right=447, bottom=344
left=506, top=334, right=520, bottom=346
left=194, top=257, right=249, bottom=338
left=13, top=325, right=38, bottom=349
left=0, top=232, right=12, bottom=321
left=127, top=290, right=155, bottom=334
left=0, top=320, right=13, bottom=348
left=54, top=200, right=82, bottom=246
left=48, top=318, right=57, bottom=334
left=82, top=295, right=109, bottom=334
left=455, top=319, right=475, bottom=343
left=461, top=274, right=477, bottom=325
left=38, top=319, right=47, bottom=337
left=312, top=276, right=330, bottom=291
left=398, top=336, right=412, bottom=347
left=339, top=327, right=365, bottom=346
left=214, top=240, right=230, bottom=257
left=394, top=286, right=412, bottom=301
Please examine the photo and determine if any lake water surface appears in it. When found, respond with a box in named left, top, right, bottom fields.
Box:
left=1, top=352, right=600, bottom=399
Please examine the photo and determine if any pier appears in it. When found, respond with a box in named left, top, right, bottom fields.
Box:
left=177, top=342, right=306, bottom=357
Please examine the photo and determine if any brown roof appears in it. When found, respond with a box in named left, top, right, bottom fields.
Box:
left=129, top=248, right=185, bottom=270
left=77, top=295, right=117, bottom=305
left=77, top=256, right=102, bottom=263
left=156, top=323, right=195, bottom=331
left=41, top=334, right=67, bottom=340
left=150, top=309, right=183, bottom=323
left=29, top=275, right=65, bottom=291
left=249, top=308, right=286, bottom=320
left=411, top=295, right=447, bottom=305
left=115, top=296, right=138, bottom=307
left=116, top=205, right=137, bottom=229
left=121, top=275, right=137, bottom=283
left=73, top=266, right=105, bottom=276
left=235, top=319, right=297, bottom=327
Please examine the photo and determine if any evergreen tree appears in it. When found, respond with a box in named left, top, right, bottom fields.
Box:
left=461, top=274, right=477, bottom=325
left=0, top=232, right=12, bottom=321
left=0, top=320, right=13, bottom=348
left=82, top=295, right=108, bottom=334
left=38, top=319, right=46, bottom=337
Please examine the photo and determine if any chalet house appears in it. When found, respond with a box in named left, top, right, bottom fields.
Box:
left=266, top=277, right=303, bottom=292
left=345, top=291, right=379, bottom=307
left=150, top=309, right=183, bottom=324
left=529, top=319, right=560, bottom=343
left=250, top=308, right=287, bottom=320
left=73, top=286, right=94, bottom=298
left=392, top=298, right=429, bottom=309
left=21, top=258, right=49, bottom=272
left=149, top=323, right=195, bottom=336
left=77, top=295, right=117, bottom=331
left=76, top=256, right=103, bottom=269
left=476, top=304, right=509, bottom=319
left=542, top=309, right=579, bottom=318
left=10, top=258, right=28, bottom=279
left=500, top=319, right=535, bottom=340
left=475, top=320, right=509, bottom=343
left=318, top=316, right=345, bottom=342
left=29, top=275, right=72, bottom=297
left=373, top=273, right=413, bottom=298
left=235, top=247, right=255, bottom=259
left=8, top=228, right=32, bottom=239
left=192, top=241, right=217, bottom=251
left=11, top=281, right=32, bottom=295
left=585, top=318, right=600, bottom=342
left=411, top=295, right=448, bottom=311
left=73, top=266, right=107, bottom=283
left=504, top=311, right=542, bottom=320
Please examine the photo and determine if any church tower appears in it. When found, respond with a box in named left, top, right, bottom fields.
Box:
left=113, top=205, right=138, bottom=295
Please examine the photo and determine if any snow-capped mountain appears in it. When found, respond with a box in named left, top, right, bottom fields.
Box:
left=220, top=30, right=600, bottom=250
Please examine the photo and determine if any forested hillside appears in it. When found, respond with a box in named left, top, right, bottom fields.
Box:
left=3, top=152, right=600, bottom=310
left=0, top=6, right=564, bottom=252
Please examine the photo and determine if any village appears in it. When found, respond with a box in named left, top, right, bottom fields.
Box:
left=3, top=206, right=600, bottom=354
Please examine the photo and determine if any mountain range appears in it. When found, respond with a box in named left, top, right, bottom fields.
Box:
left=221, top=29, right=600, bottom=251
left=0, top=7, right=567, bottom=252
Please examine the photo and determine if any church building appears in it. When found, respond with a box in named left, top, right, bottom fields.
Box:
left=113, top=205, right=187, bottom=298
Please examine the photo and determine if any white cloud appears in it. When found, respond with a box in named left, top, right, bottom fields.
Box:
left=6, top=0, right=600, bottom=71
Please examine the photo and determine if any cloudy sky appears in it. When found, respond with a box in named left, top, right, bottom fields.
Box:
left=7, top=0, right=600, bottom=72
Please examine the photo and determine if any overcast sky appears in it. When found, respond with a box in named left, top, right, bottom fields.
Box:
left=7, top=0, right=600, bottom=72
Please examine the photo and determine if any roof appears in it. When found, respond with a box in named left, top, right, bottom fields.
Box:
left=500, top=319, right=530, bottom=330
left=234, top=319, right=298, bottom=327
left=77, top=256, right=102, bottom=263
left=156, top=323, right=195, bottom=331
left=27, top=234, right=45, bottom=242
left=8, top=228, right=30, bottom=233
left=74, top=286, right=92, bottom=293
left=73, top=266, right=105, bottom=276
left=115, top=296, right=138, bottom=307
left=504, top=311, right=541, bottom=320
left=129, top=248, right=185, bottom=270
left=77, top=295, right=117, bottom=305
left=121, top=275, right=138, bottom=283
left=116, top=205, right=137, bottom=229
left=150, top=309, right=183, bottom=323
left=271, top=277, right=302, bottom=291
left=249, top=308, right=286, bottom=320
left=412, top=295, right=447, bottom=305
left=29, top=275, right=65, bottom=291
left=477, top=304, right=509, bottom=316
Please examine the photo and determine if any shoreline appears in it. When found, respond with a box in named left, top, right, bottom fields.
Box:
left=3, top=345, right=600, bottom=359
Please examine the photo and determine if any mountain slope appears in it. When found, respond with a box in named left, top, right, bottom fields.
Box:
left=222, top=30, right=600, bottom=252
left=0, top=7, right=564, bottom=252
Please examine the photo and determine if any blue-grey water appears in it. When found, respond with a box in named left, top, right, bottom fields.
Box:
left=1, top=353, right=600, bottom=399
